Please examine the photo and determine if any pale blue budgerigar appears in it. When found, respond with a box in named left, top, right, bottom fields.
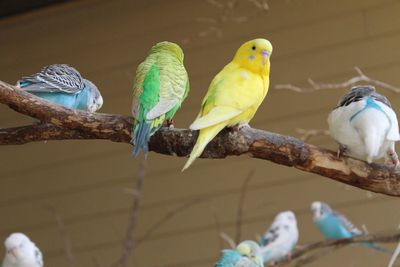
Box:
left=215, top=240, right=263, bottom=267
left=328, top=85, right=400, bottom=166
left=311, top=201, right=388, bottom=253
left=2, top=233, right=43, bottom=267
left=17, top=64, right=103, bottom=112
left=259, top=211, right=298, bottom=264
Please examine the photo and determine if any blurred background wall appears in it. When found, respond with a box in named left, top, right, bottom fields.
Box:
left=1, top=0, right=400, bottom=266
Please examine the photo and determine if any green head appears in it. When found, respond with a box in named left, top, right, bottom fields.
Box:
left=149, top=41, right=184, bottom=62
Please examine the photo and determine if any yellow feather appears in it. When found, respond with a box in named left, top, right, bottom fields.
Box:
left=182, top=38, right=273, bottom=171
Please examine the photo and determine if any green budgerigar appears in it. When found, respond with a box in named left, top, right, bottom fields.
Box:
left=131, top=41, right=189, bottom=157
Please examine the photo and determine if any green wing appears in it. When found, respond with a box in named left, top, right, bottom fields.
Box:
left=145, top=55, right=189, bottom=120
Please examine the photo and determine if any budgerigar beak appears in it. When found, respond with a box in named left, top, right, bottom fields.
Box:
left=260, top=50, right=270, bottom=63
left=7, top=247, right=18, bottom=258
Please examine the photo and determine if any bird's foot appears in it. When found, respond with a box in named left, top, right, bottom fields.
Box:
left=385, top=150, right=400, bottom=170
left=165, top=119, right=175, bottom=129
left=286, top=252, right=292, bottom=261
left=236, top=122, right=250, bottom=130
left=268, top=261, right=277, bottom=266
left=336, top=144, right=348, bottom=159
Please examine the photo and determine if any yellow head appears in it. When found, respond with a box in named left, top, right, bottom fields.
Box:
left=232, top=38, right=273, bottom=74
left=236, top=240, right=263, bottom=266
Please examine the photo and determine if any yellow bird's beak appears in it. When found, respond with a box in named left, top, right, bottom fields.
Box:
left=260, top=50, right=270, bottom=64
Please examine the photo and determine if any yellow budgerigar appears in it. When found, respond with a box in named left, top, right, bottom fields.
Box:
left=182, top=38, right=273, bottom=171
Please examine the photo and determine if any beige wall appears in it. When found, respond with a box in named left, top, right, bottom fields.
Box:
left=1, top=0, right=400, bottom=266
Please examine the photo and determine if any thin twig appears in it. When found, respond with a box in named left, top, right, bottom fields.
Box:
left=134, top=198, right=205, bottom=250
left=44, top=206, right=75, bottom=267
left=293, top=247, right=336, bottom=267
left=219, top=232, right=236, bottom=249
left=235, top=169, right=255, bottom=244
left=275, top=67, right=400, bottom=93
left=388, top=240, right=400, bottom=267
left=296, top=128, right=329, bottom=142
left=210, top=206, right=225, bottom=250
left=275, top=232, right=400, bottom=266
left=119, top=156, right=146, bottom=267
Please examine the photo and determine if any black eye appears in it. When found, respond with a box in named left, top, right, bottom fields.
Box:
left=252, top=45, right=256, bottom=50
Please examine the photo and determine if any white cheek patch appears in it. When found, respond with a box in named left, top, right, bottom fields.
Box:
left=241, top=71, right=249, bottom=80
left=248, top=55, right=255, bottom=60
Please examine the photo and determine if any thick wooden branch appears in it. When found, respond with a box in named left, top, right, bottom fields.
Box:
left=1, top=81, right=400, bottom=196
left=276, top=232, right=400, bottom=266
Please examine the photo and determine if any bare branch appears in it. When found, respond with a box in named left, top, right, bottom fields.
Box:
left=275, top=67, right=400, bottom=93
left=388, top=240, right=400, bottom=267
left=275, top=232, right=400, bottom=266
left=119, top=157, right=146, bottom=267
left=219, top=232, right=236, bottom=249
left=134, top=198, right=205, bottom=250
left=235, top=170, right=255, bottom=243
left=2, top=81, right=400, bottom=197
left=295, top=128, right=329, bottom=142
left=45, top=206, right=75, bottom=267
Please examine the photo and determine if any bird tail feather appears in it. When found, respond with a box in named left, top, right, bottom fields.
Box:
left=361, top=242, right=391, bottom=254
left=132, top=122, right=152, bottom=158
left=182, top=123, right=225, bottom=171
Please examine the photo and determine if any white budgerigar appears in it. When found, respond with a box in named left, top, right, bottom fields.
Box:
left=259, top=211, right=299, bottom=264
left=2, top=233, right=43, bottom=267
left=328, top=85, right=400, bottom=166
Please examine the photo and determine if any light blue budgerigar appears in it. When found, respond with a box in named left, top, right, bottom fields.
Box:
left=328, top=85, right=400, bottom=167
left=215, top=240, right=263, bottom=267
left=17, top=64, right=103, bottom=112
left=259, top=211, right=298, bottom=264
left=311, top=201, right=388, bottom=253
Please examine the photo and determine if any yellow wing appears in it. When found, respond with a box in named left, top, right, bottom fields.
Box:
left=192, top=63, right=266, bottom=128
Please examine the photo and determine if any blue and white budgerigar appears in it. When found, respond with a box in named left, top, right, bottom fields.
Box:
left=215, top=240, right=263, bottom=267
left=328, top=85, right=400, bottom=166
left=2, top=233, right=43, bottom=267
left=17, top=64, right=103, bottom=112
left=259, top=211, right=298, bottom=264
left=311, top=201, right=388, bottom=252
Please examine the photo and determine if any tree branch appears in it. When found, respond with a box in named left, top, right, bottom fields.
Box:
left=1, top=81, right=400, bottom=196
left=275, top=67, right=400, bottom=93
left=275, top=232, right=400, bottom=266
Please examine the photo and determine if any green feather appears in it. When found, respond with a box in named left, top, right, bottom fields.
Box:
left=138, top=64, right=160, bottom=120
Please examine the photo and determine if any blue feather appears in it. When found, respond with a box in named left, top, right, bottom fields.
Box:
left=132, top=122, right=152, bottom=158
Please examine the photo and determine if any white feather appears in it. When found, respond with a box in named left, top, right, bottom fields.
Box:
left=2, top=233, right=43, bottom=267
left=146, top=98, right=178, bottom=120
left=328, top=98, right=399, bottom=163
left=260, top=211, right=298, bottom=264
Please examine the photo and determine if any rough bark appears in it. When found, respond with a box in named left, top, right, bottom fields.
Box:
left=1, top=81, right=400, bottom=196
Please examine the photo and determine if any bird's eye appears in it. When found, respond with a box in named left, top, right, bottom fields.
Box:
left=251, top=45, right=256, bottom=50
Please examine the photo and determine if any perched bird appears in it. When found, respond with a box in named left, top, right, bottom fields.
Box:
left=215, top=240, right=264, bottom=267
left=17, top=64, right=103, bottom=112
left=131, top=41, right=189, bottom=157
left=328, top=85, right=400, bottom=166
left=259, top=211, right=299, bottom=264
left=2, top=233, right=43, bottom=267
left=183, top=38, right=273, bottom=170
left=311, top=201, right=388, bottom=252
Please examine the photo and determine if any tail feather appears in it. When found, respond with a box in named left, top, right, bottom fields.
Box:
left=361, top=242, right=391, bottom=254
left=132, top=122, right=152, bottom=158
left=363, top=132, right=381, bottom=163
left=182, top=123, right=225, bottom=171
